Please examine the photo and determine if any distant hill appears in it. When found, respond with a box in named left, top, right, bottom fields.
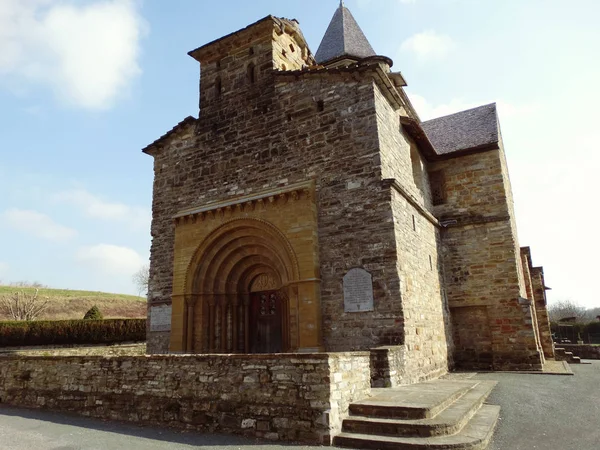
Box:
left=0, top=286, right=146, bottom=321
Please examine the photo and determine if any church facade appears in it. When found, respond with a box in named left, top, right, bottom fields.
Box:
left=143, top=4, right=553, bottom=379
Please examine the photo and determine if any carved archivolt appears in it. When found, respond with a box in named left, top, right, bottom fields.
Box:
left=183, top=218, right=300, bottom=296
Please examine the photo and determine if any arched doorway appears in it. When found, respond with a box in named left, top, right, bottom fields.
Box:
left=183, top=219, right=299, bottom=354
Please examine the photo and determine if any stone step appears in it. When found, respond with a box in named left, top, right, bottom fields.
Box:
left=349, top=380, right=478, bottom=420
left=342, top=381, right=497, bottom=438
left=334, top=404, right=500, bottom=450
left=571, top=356, right=581, bottom=364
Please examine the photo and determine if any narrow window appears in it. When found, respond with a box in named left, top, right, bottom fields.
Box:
left=248, top=47, right=254, bottom=56
left=215, top=76, right=222, bottom=98
left=282, top=49, right=287, bottom=58
left=430, top=170, right=447, bottom=205
left=247, top=63, right=256, bottom=84
left=289, top=43, right=295, bottom=52
left=281, top=63, right=287, bottom=71
left=317, top=100, right=324, bottom=112
left=429, top=255, right=433, bottom=271
left=412, top=215, right=416, bottom=232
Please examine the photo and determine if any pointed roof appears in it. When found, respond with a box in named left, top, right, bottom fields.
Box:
left=315, top=2, right=376, bottom=64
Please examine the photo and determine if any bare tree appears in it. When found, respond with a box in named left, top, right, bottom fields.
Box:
left=0, top=289, right=49, bottom=321
left=548, top=299, right=587, bottom=323
left=132, top=264, right=150, bottom=297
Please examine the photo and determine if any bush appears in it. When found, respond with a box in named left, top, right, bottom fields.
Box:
left=83, top=305, right=103, bottom=320
left=0, top=319, right=146, bottom=347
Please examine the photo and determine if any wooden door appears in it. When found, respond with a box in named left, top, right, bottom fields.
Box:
left=249, top=291, right=283, bottom=354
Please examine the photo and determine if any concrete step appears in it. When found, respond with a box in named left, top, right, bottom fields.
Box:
left=349, top=380, right=478, bottom=420
left=571, top=356, right=581, bottom=364
left=334, top=404, right=500, bottom=450
left=342, top=381, right=497, bottom=438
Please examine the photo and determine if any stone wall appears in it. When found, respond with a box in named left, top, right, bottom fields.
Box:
left=531, top=266, right=554, bottom=358
left=147, top=48, right=407, bottom=353
left=557, top=344, right=600, bottom=360
left=0, top=352, right=371, bottom=445
left=375, top=84, right=452, bottom=382
left=0, top=343, right=145, bottom=357
left=431, top=149, right=543, bottom=370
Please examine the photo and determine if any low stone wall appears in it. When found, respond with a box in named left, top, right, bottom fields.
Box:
left=0, top=352, right=371, bottom=445
left=558, top=344, right=600, bottom=360
left=0, top=343, right=146, bottom=357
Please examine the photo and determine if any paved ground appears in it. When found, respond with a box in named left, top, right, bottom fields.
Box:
left=0, top=361, right=598, bottom=449
left=0, top=407, right=321, bottom=450
left=478, top=360, right=600, bottom=450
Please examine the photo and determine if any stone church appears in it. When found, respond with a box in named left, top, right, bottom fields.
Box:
left=143, top=3, right=554, bottom=378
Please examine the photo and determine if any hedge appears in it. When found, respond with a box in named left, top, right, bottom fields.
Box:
left=0, top=319, right=146, bottom=347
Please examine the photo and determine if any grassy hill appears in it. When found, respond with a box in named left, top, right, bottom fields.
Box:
left=0, top=286, right=146, bottom=321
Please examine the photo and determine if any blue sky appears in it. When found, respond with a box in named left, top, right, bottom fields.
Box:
left=0, top=0, right=598, bottom=307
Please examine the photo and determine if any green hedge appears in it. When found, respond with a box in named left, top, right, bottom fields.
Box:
left=0, top=319, right=146, bottom=347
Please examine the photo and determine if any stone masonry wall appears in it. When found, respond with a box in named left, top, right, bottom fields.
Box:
left=431, top=149, right=543, bottom=370
left=148, top=34, right=406, bottom=353
left=520, top=249, right=544, bottom=360
left=374, top=84, right=451, bottom=382
left=531, top=266, right=554, bottom=358
left=557, top=344, right=600, bottom=360
left=0, top=353, right=371, bottom=445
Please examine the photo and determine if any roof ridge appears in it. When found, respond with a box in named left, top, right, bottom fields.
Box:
left=421, top=102, right=496, bottom=124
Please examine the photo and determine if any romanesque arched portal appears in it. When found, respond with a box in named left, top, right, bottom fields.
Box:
left=183, top=218, right=301, bottom=353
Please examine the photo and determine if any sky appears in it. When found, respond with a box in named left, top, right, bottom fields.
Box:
left=0, top=0, right=598, bottom=307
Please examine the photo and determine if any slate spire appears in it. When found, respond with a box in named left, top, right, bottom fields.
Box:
left=315, top=2, right=376, bottom=64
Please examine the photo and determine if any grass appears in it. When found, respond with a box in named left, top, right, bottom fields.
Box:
left=0, top=286, right=146, bottom=321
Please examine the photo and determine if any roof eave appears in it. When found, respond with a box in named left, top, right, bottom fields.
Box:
left=142, top=116, right=197, bottom=156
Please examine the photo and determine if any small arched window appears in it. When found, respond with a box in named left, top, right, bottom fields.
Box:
left=247, top=63, right=256, bottom=84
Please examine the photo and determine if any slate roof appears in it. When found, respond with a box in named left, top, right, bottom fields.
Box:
left=314, top=3, right=376, bottom=64
left=421, top=103, right=499, bottom=155
left=142, top=116, right=197, bottom=154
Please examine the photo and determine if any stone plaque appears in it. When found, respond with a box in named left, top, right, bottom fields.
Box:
left=343, top=268, right=374, bottom=313
left=150, top=305, right=172, bottom=332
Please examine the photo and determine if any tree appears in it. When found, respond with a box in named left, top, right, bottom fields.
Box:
left=548, top=299, right=587, bottom=323
left=83, top=305, right=103, bottom=320
left=0, top=289, right=49, bottom=321
left=132, top=264, right=149, bottom=297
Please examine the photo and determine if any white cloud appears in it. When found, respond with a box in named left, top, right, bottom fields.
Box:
left=76, top=244, right=145, bottom=277
left=54, top=188, right=150, bottom=231
left=0, top=0, right=146, bottom=109
left=408, top=93, right=539, bottom=121
left=400, top=30, right=456, bottom=62
left=2, top=208, right=76, bottom=241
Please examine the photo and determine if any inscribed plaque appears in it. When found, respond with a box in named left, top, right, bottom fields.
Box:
left=150, top=305, right=172, bottom=332
left=343, top=268, right=374, bottom=312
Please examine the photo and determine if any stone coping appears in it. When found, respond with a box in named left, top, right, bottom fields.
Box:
left=0, top=351, right=371, bottom=360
